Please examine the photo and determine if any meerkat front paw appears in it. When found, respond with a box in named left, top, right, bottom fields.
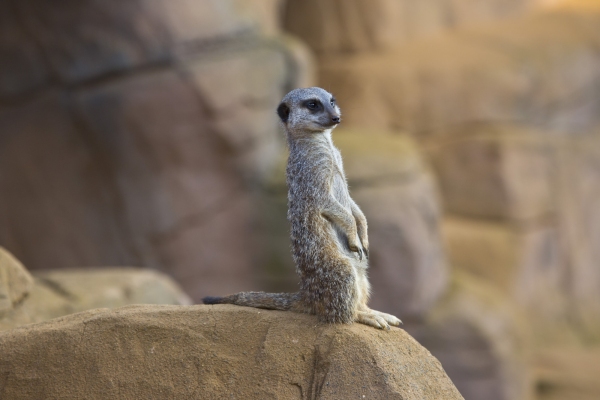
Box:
left=359, top=238, right=369, bottom=259
left=356, top=311, right=391, bottom=330
left=348, top=238, right=364, bottom=260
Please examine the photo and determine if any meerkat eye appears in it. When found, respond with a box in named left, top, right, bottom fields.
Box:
left=330, top=97, right=336, bottom=106
left=306, top=101, right=318, bottom=110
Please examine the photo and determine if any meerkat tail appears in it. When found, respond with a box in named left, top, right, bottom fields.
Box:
left=202, top=291, right=301, bottom=312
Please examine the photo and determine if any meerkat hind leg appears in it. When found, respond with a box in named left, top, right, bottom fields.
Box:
left=356, top=310, right=392, bottom=330
left=370, top=309, right=402, bottom=326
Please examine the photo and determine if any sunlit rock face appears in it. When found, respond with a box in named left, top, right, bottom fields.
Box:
left=0, top=304, right=464, bottom=399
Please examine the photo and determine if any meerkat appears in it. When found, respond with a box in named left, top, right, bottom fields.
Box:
left=203, top=87, right=401, bottom=330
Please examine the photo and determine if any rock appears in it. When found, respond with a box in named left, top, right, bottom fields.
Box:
left=283, top=0, right=534, bottom=54
left=408, top=272, right=532, bottom=400
left=318, top=10, right=600, bottom=136
left=0, top=2, right=49, bottom=100
left=14, top=0, right=170, bottom=85
left=0, top=0, right=311, bottom=303
left=534, top=347, right=600, bottom=400
left=426, top=124, right=558, bottom=220
left=10, top=0, right=284, bottom=86
left=441, top=217, right=575, bottom=346
left=440, top=129, right=600, bottom=344
left=71, top=67, right=258, bottom=301
left=0, top=304, right=463, bottom=399
left=0, top=246, right=191, bottom=332
left=0, top=92, right=139, bottom=270
left=0, top=247, right=33, bottom=317
left=557, top=131, right=600, bottom=337
left=257, top=128, right=448, bottom=317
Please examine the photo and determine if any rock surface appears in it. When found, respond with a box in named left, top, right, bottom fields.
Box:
left=534, top=347, right=600, bottom=400
left=409, top=272, right=532, bottom=400
left=319, top=10, right=600, bottom=136
left=0, top=0, right=311, bottom=302
left=0, top=248, right=33, bottom=317
left=0, top=248, right=191, bottom=332
left=0, top=304, right=463, bottom=399
left=283, top=0, right=534, bottom=54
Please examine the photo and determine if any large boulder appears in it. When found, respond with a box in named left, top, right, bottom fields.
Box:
left=0, top=304, right=463, bottom=399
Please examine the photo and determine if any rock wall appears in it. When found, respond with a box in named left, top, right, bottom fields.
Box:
left=283, top=0, right=535, bottom=54
left=0, top=0, right=311, bottom=301
left=283, top=3, right=600, bottom=399
left=294, top=5, right=600, bottom=340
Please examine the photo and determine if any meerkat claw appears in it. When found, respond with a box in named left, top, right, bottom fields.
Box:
left=351, top=246, right=363, bottom=260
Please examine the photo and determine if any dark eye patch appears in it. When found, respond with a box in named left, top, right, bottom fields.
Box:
left=303, top=99, right=322, bottom=111
left=330, top=97, right=336, bottom=106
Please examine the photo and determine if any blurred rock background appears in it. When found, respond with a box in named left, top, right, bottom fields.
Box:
left=0, top=0, right=599, bottom=399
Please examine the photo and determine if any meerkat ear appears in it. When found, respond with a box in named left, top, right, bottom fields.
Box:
left=277, top=102, right=290, bottom=123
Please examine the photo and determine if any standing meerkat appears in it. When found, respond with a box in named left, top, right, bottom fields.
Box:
left=203, top=87, right=401, bottom=329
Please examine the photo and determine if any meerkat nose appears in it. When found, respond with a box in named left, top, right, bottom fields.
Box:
left=332, top=116, right=340, bottom=124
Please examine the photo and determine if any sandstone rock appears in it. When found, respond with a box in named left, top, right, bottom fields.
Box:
left=0, top=304, right=463, bottom=399
left=0, top=265, right=192, bottom=332
left=409, top=272, right=532, bottom=400
left=557, top=131, right=600, bottom=337
left=71, top=68, right=258, bottom=301
left=0, top=247, right=33, bottom=317
left=9, top=0, right=284, bottom=86
left=534, top=347, right=600, bottom=400
left=442, top=216, right=574, bottom=346
left=426, top=124, right=559, bottom=220
left=319, top=10, right=600, bottom=136
left=440, top=129, right=600, bottom=344
left=0, top=0, right=310, bottom=303
left=257, top=129, right=448, bottom=317
left=283, top=0, right=534, bottom=54
left=537, top=0, right=600, bottom=11
left=0, top=2, right=49, bottom=100
left=0, top=92, right=136, bottom=270
left=14, top=0, right=170, bottom=84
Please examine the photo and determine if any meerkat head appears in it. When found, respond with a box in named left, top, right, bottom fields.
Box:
left=277, top=87, right=341, bottom=134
